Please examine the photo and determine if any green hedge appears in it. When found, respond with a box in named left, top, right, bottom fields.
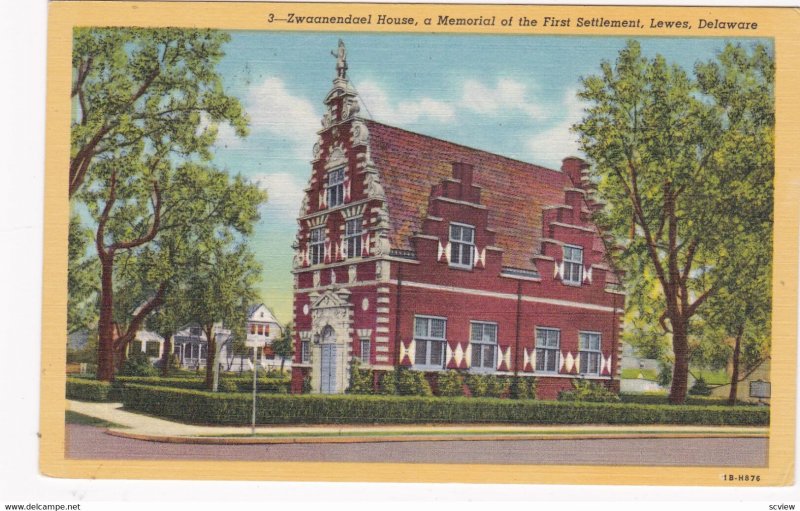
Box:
left=619, top=393, right=757, bottom=406
left=122, top=384, right=769, bottom=426
left=66, top=377, right=113, bottom=402
left=115, top=375, right=290, bottom=394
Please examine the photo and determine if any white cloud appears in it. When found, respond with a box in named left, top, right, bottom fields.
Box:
left=252, top=171, right=306, bottom=221
left=460, top=78, right=546, bottom=119
left=247, top=77, right=319, bottom=155
left=526, top=87, right=586, bottom=169
left=197, top=113, right=244, bottom=149
left=356, top=80, right=455, bottom=125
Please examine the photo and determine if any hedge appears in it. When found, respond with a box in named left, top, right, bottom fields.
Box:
left=121, top=384, right=770, bottom=426
left=619, top=393, right=758, bottom=407
left=115, top=375, right=290, bottom=394
left=66, top=377, right=113, bottom=402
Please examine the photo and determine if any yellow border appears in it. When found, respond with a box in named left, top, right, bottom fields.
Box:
left=42, top=1, right=799, bottom=485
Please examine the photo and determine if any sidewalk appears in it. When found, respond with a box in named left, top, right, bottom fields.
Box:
left=67, top=400, right=770, bottom=445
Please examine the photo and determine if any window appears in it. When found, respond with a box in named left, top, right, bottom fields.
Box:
left=360, top=339, right=370, bottom=364
left=257, top=324, right=264, bottom=335
left=249, top=324, right=256, bottom=335
left=301, top=341, right=310, bottom=363
left=131, top=340, right=143, bottom=354
left=327, top=167, right=345, bottom=208
left=535, top=328, right=560, bottom=373
left=470, top=322, right=497, bottom=371
left=579, top=332, right=602, bottom=375
left=449, top=223, right=475, bottom=269
left=145, top=341, right=160, bottom=357
left=345, top=217, right=362, bottom=258
left=563, top=245, right=583, bottom=285
left=310, top=227, right=325, bottom=265
left=189, top=326, right=202, bottom=337
left=414, top=316, right=447, bottom=369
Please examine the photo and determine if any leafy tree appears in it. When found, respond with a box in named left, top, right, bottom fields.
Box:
left=70, top=28, right=247, bottom=198
left=67, top=216, right=98, bottom=334
left=186, top=241, right=261, bottom=391
left=574, top=40, right=773, bottom=404
left=271, top=322, right=295, bottom=373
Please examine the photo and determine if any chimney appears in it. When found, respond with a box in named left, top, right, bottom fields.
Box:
left=452, top=162, right=474, bottom=189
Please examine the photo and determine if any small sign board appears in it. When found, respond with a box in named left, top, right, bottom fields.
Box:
left=750, top=380, right=771, bottom=399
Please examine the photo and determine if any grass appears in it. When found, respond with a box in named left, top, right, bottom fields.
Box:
left=621, top=368, right=659, bottom=381
left=692, top=369, right=730, bottom=386
left=65, top=410, right=125, bottom=429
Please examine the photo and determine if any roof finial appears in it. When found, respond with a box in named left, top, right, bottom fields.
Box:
left=331, top=39, right=348, bottom=79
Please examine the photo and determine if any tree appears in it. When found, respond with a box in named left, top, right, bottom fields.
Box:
left=574, top=40, right=773, bottom=404
left=67, top=216, right=99, bottom=334
left=271, top=323, right=295, bottom=373
left=186, top=241, right=261, bottom=391
left=70, top=28, right=247, bottom=198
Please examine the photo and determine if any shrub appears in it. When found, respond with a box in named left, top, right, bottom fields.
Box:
left=689, top=377, right=713, bottom=396
left=119, top=351, right=157, bottom=377
left=347, top=359, right=375, bottom=394
left=302, top=374, right=312, bottom=394
left=465, top=374, right=488, bottom=397
left=121, top=384, right=770, bottom=426
left=436, top=370, right=465, bottom=397
left=66, top=377, right=112, bottom=402
left=218, top=379, right=238, bottom=393
left=113, top=375, right=290, bottom=394
left=396, top=367, right=433, bottom=396
left=378, top=371, right=397, bottom=395
left=558, top=379, right=621, bottom=403
left=510, top=376, right=537, bottom=400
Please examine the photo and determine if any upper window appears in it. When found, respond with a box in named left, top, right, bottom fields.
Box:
left=579, top=332, right=602, bottom=375
left=345, top=217, right=362, bottom=258
left=470, top=322, right=497, bottom=371
left=563, top=245, right=583, bottom=285
left=414, top=316, right=447, bottom=369
left=301, top=341, right=310, bottom=363
left=327, top=168, right=345, bottom=208
left=449, top=223, right=475, bottom=269
left=535, top=327, right=560, bottom=373
left=310, top=227, right=325, bottom=265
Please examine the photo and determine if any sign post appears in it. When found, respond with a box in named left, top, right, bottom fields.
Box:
left=245, top=338, right=267, bottom=435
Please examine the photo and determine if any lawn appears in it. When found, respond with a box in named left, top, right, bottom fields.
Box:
left=65, top=410, right=125, bottom=428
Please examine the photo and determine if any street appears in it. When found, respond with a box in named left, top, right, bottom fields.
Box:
left=66, top=424, right=768, bottom=467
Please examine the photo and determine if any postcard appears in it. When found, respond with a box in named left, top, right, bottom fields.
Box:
left=42, top=1, right=798, bottom=486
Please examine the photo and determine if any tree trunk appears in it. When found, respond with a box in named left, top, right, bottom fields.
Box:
left=728, top=329, right=744, bottom=406
left=160, top=334, right=173, bottom=377
left=280, top=357, right=286, bottom=374
left=669, top=319, right=690, bottom=404
left=204, top=324, right=216, bottom=390
left=97, top=255, right=116, bottom=381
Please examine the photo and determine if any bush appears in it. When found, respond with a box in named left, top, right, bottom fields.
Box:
left=218, top=379, right=238, bottom=393
left=378, top=371, right=397, bottom=395
left=121, top=384, right=770, bottom=426
left=558, top=379, right=621, bottom=403
left=619, top=393, right=755, bottom=406
left=510, top=376, right=537, bottom=400
left=436, top=370, right=465, bottom=397
left=66, top=377, right=113, bottom=402
left=689, top=377, right=713, bottom=396
left=396, top=367, right=433, bottom=396
left=114, top=375, right=290, bottom=394
left=119, top=351, right=157, bottom=377
left=347, top=359, right=374, bottom=394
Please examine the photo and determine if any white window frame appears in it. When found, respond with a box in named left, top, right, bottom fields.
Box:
left=470, top=321, right=498, bottom=372
left=413, top=315, right=447, bottom=370
left=360, top=338, right=370, bottom=364
left=535, top=327, right=561, bottom=373
left=309, top=227, right=325, bottom=266
left=345, top=217, right=363, bottom=258
left=449, top=222, right=475, bottom=269
left=301, top=340, right=310, bottom=363
left=579, top=331, right=602, bottom=375
left=326, top=167, right=345, bottom=208
left=563, top=244, right=583, bottom=285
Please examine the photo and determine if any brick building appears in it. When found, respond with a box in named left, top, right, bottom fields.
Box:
left=291, top=42, right=624, bottom=398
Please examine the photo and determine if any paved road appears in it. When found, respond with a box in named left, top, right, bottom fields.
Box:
left=66, top=425, right=768, bottom=467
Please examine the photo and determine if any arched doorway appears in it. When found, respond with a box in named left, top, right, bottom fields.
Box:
left=320, top=325, right=338, bottom=394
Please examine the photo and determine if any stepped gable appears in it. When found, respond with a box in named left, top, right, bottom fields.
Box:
left=364, top=120, right=571, bottom=270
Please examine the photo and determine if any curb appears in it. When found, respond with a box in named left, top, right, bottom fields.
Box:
left=104, top=428, right=769, bottom=445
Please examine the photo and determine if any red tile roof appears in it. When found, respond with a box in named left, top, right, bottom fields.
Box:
left=365, top=120, right=572, bottom=270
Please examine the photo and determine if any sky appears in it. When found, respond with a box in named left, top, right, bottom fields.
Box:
left=205, top=33, right=771, bottom=323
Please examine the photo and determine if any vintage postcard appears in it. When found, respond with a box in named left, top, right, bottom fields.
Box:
left=41, top=1, right=798, bottom=486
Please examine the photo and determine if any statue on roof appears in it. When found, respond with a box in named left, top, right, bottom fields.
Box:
left=331, top=39, right=347, bottom=79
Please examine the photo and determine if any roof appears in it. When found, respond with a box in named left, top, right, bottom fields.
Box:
left=247, top=303, right=281, bottom=324
left=365, top=120, right=572, bottom=270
